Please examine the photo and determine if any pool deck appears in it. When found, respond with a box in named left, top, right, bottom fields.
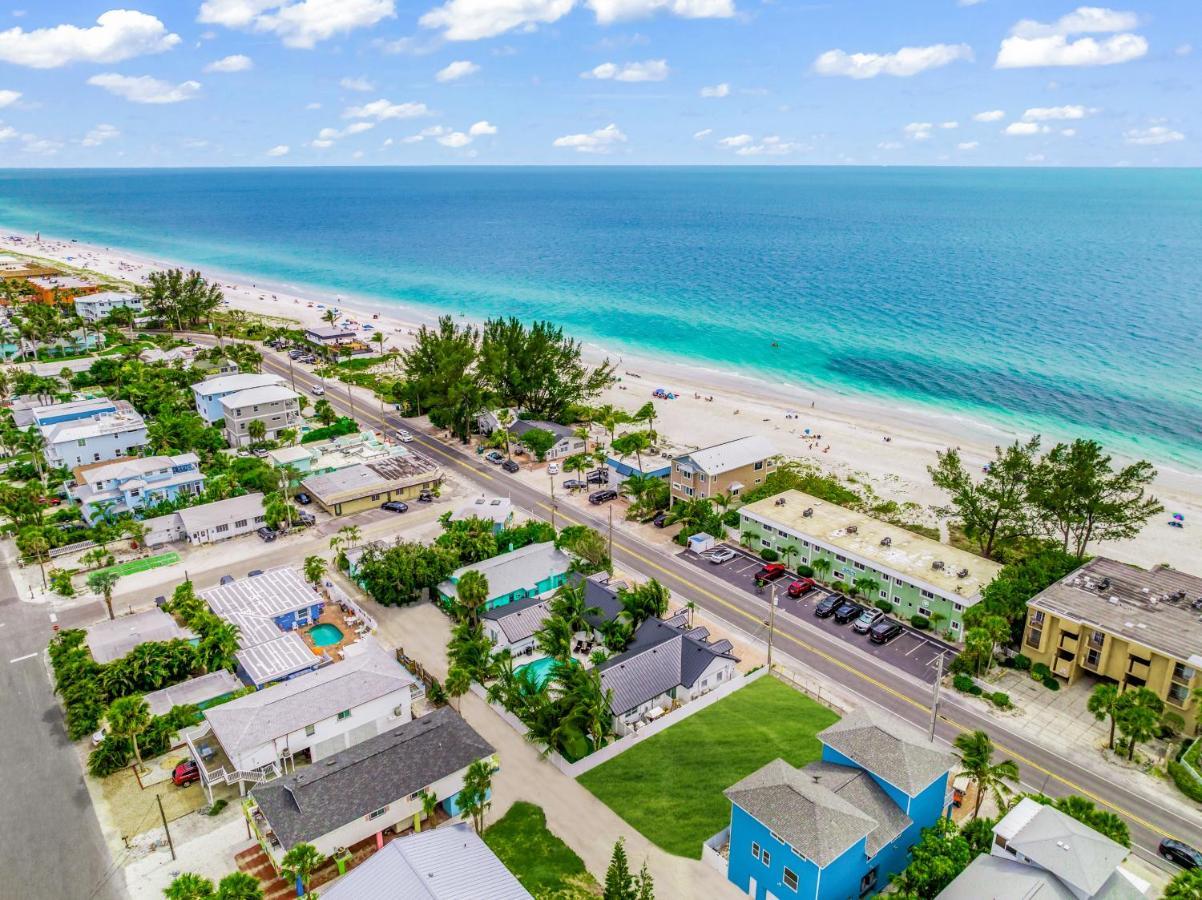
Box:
left=299, top=604, right=363, bottom=658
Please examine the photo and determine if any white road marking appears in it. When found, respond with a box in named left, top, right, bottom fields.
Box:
left=9, top=652, right=37, bottom=664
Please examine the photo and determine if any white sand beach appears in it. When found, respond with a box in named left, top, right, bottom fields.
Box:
left=4, top=230, right=1200, bottom=573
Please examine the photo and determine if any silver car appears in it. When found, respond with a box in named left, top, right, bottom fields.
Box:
left=853, top=608, right=885, bottom=634
left=708, top=547, right=737, bottom=564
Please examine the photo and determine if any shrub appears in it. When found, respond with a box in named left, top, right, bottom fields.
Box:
left=301, top=417, right=358, bottom=444
left=910, top=614, right=930, bottom=630
left=991, top=692, right=1012, bottom=709
left=721, top=510, right=740, bottom=529
left=1041, top=675, right=1060, bottom=691
left=832, top=580, right=849, bottom=594
left=796, top=563, right=814, bottom=578
left=953, top=674, right=975, bottom=693
left=1012, top=653, right=1032, bottom=671
left=1031, top=662, right=1052, bottom=680
left=87, top=735, right=133, bottom=778
left=207, top=799, right=229, bottom=816
left=759, top=548, right=779, bottom=562
left=1161, top=712, right=1186, bottom=739
left=1169, top=760, right=1202, bottom=803
left=874, top=599, right=894, bottom=614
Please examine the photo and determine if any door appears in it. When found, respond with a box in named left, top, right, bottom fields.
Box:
left=747, top=877, right=756, bottom=898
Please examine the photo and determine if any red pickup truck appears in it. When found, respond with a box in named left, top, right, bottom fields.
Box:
left=787, top=577, right=817, bottom=598
left=754, top=563, right=788, bottom=583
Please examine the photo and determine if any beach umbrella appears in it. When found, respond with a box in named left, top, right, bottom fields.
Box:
left=1173, top=513, right=1184, bottom=520
left=804, top=428, right=811, bottom=435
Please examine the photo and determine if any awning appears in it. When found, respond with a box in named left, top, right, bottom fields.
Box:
left=729, top=481, right=745, bottom=492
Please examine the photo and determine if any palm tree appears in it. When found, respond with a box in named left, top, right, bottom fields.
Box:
left=198, top=620, right=240, bottom=672
left=563, top=453, right=590, bottom=487
left=535, top=615, right=574, bottom=662
left=548, top=581, right=600, bottom=639
left=107, top=695, right=152, bottom=771
left=740, top=529, right=758, bottom=549
left=1115, top=687, right=1164, bottom=760
left=445, top=665, right=472, bottom=711
left=495, top=408, right=515, bottom=459
left=246, top=419, right=267, bottom=446
left=852, top=575, right=880, bottom=601
left=811, top=557, right=833, bottom=583
left=455, top=570, right=490, bottom=626
left=954, top=730, right=1019, bottom=819
left=280, top=843, right=325, bottom=897
left=371, top=332, right=386, bottom=356
left=87, top=570, right=121, bottom=620
left=164, top=873, right=215, bottom=900
left=215, top=872, right=264, bottom=900
left=779, top=544, right=800, bottom=570
left=712, top=491, right=734, bottom=512
left=459, top=758, right=495, bottom=833
left=618, top=579, right=670, bottom=629
left=1087, top=683, right=1121, bottom=750
left=337, top=524, right=362, bottom=549
left=413, top=789, right=439, bottom=832
left=303, top=555, right=327, bottom=588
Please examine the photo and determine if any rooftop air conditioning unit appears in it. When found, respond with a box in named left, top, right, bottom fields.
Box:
left=880, top=537, right=892, bottom=547
left=802, top=508, right=813, bottom=518
left=846, top=525, right=858, bottom=534
left=932, top=561, right=945, bottom=571
left=957, top=568, right=969, bottom=578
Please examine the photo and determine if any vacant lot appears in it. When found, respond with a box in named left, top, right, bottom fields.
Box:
left=484, top=801, right=601, bottom=898
left=578, top=675, right=839, bottom=858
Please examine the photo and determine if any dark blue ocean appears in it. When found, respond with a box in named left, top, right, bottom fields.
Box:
left=1, top=167, right=1200, bottom=465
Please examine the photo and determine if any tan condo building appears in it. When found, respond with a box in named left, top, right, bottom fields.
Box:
left=670, top=435, right=777, bottom=505
left=1023, top=557, right=1202, bottom=734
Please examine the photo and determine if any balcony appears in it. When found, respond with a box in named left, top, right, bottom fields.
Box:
left=1127, top=658, right=1151, bottom=681
left=1058, top=633, right=1079, bottom=655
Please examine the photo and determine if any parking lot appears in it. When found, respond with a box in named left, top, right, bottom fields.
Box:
left=679, top=544, right=957, bottom=685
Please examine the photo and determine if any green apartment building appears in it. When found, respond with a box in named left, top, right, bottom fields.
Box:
left=738, top=490, right=1002, bottom=639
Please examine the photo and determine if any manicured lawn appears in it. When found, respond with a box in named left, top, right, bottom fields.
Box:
left=578, top=675, right=840, bottom=858
left=483, top=801, right=601, bottom=899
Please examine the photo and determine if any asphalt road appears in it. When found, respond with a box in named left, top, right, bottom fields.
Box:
left=243, top=340, right=1199, bottom=869
left=0, top=551, right=126, bottom=900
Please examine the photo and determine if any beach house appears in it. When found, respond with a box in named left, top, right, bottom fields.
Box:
left=266, top=430, right=405, bottom=481
left=27, top=396, right=122, bottom=431
left=70, top=453, right=206, bottom=523
left=220, top=384, right=302, bottom=447
left=1021, top=557, right=1202, bottom=735
left=244, top=708, right=495, bottom=872
left=720, top=706, right=954, bottom=900
left=40, top=407, right=149, bottom=469
left=85, top=608, right=195, bottom=664
left=191, top=372, right=287, bottom=424
left=438, top=541, right=572, bottom=612
left=450, top=496, right=514, bottom=533
left=670, top=435, right=777, bottom=504
left=301, top=453, right=442, bottom=516
left=481, top=595, right=555, bottom=656
left=304, top=324, right=358, bottom=346
left=737, top=490, right=1002, bottom=639
left=25, top=275, right=98, bottom=305
left=73, top=290, right=143, bottom=323
left=140, top=493, right=267, bottom=548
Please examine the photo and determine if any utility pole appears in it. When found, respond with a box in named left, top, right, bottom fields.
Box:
left=287, top=354, right=296, bottom=391
left=549, top=477, right=556, bottom=530
left=156, top=794, right=175, bottom=861
left=767, top=583, right=778, bottom=671
left=607, top=505, right=614, bottom=566
left=928, top=652, right=944, bottom=742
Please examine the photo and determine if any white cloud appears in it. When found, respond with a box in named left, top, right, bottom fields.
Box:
left=87, top=73, right=201, bottom=104
left=22, top=136, right=63, bottom=156
left=996, top=7, right=1147, bottom=69
left=877, top=140, right=902, bottom=150
left=311, top=139, right=334, bottom=148
left=552, top=122, right=627, bottom=153
left=973, top=109, right=1005, bottom=122
left=206, top=53, right=253, bottom=72
left=582, top=59, right=668, bottom=82
left=1175, top=43, right=1193, bottom=57
left=419, top=0, right=730, bottom=41
left=340, top=76, right=375, bottom=91
left=957, top=140, right=979, bottom=150
left=718, top=133, right=753, bottom=147
left=904, top=122, right=933, bottom=141
left=437, top=131, right=472, bottom=147
left=940, top=121, right=958, bottom=129
left=1003, top=121, right=1049, bottom=136
left=0, top=90, right=20, bottom=108
left=957, top=0, right=984, bottom=5
left=1060, top=128, right=1076, bottom=137
left=0, top=125, right=18, bottom=142
left=734, top=135, right=804, bottom=156
left=586, top=0, right=734, bottom=25
left=813, top=43, right=972, bottom=79
left=436, top=60, right=480, bottom=81
left=468, top=120, right=496, bottom=135
left=198, top=0, right=395, bottom=49
left=343, top=98, right=431, bottom=120
left=266, top=144, right=290, bottom=156
left=81, top=123, right=120, bottom=146
left=0, top=10, right=179, bottom=69
left=1022, top=104, right=1094, bottom=120
left=1026, top=153, right=1046, bottom=162
left=693, top=128, right=712, bottom=140
left=305, top=101, right=322, bottom=109
left=699, top=82, right=729, bottom=98
left=401, top=125, right=449, bottom=143
left=1123, top=126, right=1184, bottom=145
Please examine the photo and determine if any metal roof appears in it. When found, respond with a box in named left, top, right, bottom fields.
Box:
left=234, top=633, right=320, bottom=686
left=191, top=373, right=284, bottom=397
left=143, top=670, right=243, bottom=717
left=85, top=609, right=194, bottom=664
left=937, top=854, right=1077, bottom=900
left=480, top=596, right=553, bottom=644
left=301, top=453, right=440, bottom=501
left=1028, top=557, right=1202, bottom=666
left=321, top=824, right=531, bottom=900
left=177, top=493, right=265, bottom=533
left=250, top=707, right=494, bottom=851
left=218, top=384, right=299, bottom=410
left=675, top=435, right=776, bottom=476
left=439, top=542, right=571, bottom=603
left=201, top=566, right=320, bottom=619
left=817, top=706, right=954, bottom=797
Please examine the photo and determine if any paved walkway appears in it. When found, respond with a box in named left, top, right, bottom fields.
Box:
left=361, top=590, right=744, bottom=898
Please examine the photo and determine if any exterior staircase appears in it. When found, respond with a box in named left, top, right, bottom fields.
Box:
left=234, top=844, right=294, bottom=900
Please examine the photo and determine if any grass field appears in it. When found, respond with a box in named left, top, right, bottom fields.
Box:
left=578, top=675, right=840, bottom=858
left=92, top=552, right=181, bottom=578
left=483, top=801, right=600, bottom=899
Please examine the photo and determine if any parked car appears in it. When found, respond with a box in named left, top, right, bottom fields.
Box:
left=295, top=492, right=312, bottom=505
left=310, top=384, right=325, bottom=396
left=708, top=547, right=737, bottom=565
left=256, top=526, right=277, bottom=542
left=588, top=489, right=618, bottom=505
left=501, top=459, right=520, bottom=473
left=248, top=570, right=263, bottom=577
left=869, top=619, right=904, bottom=644
left=586, top=469, right=608, bottom=485
left=219, top=574, right=235, bottom=585
left=288, top=349, right=303, bottom=360
left=381, top=500, right=409, bottom=513
left=651, top=511, right=668, bottom=528
left=852, top=608, right=885, bottom=634
left=786, top=577, right=817, bottom=598
left=547, top=462, right=560, bottom=475
left=485, top=450, right=505, bottom=464
left=754, top=563, right=788, bottom=582
left=418, top=489, right=434, bottom=502
left=814, top=594, right=843, bottom=618
left=172, top=759, right=200, bottom=787
left=833, top=601, right=863, bottom=624
left=1160, top=839, right=1202, bottom=869
left=562, top=478, right=587, bottom=491
left=395, top=429, right=413, bottom=443
left=297, top=511, right=316, bottom=526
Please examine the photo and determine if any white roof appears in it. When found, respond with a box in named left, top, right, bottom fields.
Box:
left=79, top=453, right=198, bottom=487
left=75, top=290, right=140, bottom=305
left=177, top=493, right=265, bottom=533
left=85, top=609, right=193, bottom=664
left=440, top=542, right=571, bottom=602
left=201, top=566, right=318, bottom=619
left=235, top=632, right=320, bottom=686
left=42, top=411, right=147, bottom=444
left=191, top=373, right=284, bottom=397
left=451, top=496, right=512, bottom=525
left=219, top=384, right=299, bottom=410
left=144, top=670, right=243, bottom=717
left=677, top=435, right=777, bottom=475
left=207, top=640, right=416, bottom=755
left=30, top=397, right=117, bottom=425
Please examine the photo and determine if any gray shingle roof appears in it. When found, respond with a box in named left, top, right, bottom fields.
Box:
left=725, top=759, right=877, bottom=867
left=508, top=418, right=575, bottom=440
left=321, top=823, right=531, bottom=900
left=801, top=762, right=911, bottom=857
left=937, top=854, right=1077, bottom=900
left=818, top=705, right=954, bottom=796
left=251, top=707, right=494, bottom=851
left=480, top=595, right=553, bottom=644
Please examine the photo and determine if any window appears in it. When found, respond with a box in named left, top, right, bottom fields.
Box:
left=731, top=485, right=741, bottom=496
left=920, top=589, right=934, bottom=599
left=783, top=868, right=799, bottom=891
left=761, top=849, right=771, bottom=866
left=1085, top=648, right=1101, bottom=668
left=751, top=842, right=761, bottom=860
left=78, top=439, right=87, bottom=447
left=235, top=519, right=247, bottom=528
left=918, top=606, right=931, bottom=618
left=761, top=539, right=771, bottom=548
left=835, top=554, right=847, bottom=562
left=953, top=602, right=963, bottom=612
left=215, top=523, right=229, bottom=533
left=1169, top=682, right=1190, bottom=705
left=305, top=724, right=316, bottom=736
left=1031, top=610, right=1045, bottom=625
left=754, top=461, right=765, bottom=471
left=367, top=806, right=389, bottom=820
left=1173, top=662, right=1196, bottom=683
left=853, top=561, right=865, bottom=570
left=879, top=590, right=888, bottom=599
left=337, top=709, right=351, bottom=720
left=254, top=515, right=265, bottom=523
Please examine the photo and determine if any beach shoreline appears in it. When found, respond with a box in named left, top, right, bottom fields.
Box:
left=3, top=226, right=1199, bottom=573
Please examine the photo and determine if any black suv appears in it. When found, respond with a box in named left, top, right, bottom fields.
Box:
left=814, top=594, right=842, bottom=618
left=381, top=500, right=409, bottom=513
left=868, top=619, right=903, bottom=644
left=833, top=600, right=863, bottom=624
left=589, top=489, right=618, bottom=504
left=501, top=459, right=520, bottom=473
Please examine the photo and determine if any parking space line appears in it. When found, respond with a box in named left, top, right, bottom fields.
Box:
left=9, top=652, right=36, bottom=664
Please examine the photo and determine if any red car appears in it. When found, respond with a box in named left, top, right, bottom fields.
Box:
left=787, top=577, right=816, bottom=598
left=172, top=759, right=200, bottom=787
left=754, top=563, right=788, bottom=583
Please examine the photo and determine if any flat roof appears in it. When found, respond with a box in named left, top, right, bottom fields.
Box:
left=201, top=566, right=320, bottom=620
left=302, top=453, right=440, bottom=500
left=451, top=496, right=512, bottom=525
left=741, top=490, right=1001, bottom=601
left=305, top=325, right=357, bottom=339
left=144, top=670, right=243, bottom=717
left=75, top=290, right=139, bottom=304
left=42, top=410, right=146, bottom=443
left=31, top=396, right=118, bottom=424
left=28, top=275, right=94, bottom=290
left=86, top=609, right=194, bottom=664
left=1029, top=557, right=1202, bottom=666
left=235, top=633, right=320, bottom=686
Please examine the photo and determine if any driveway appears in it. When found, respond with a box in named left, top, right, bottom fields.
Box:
left=680, top=544, right=957, bottom=685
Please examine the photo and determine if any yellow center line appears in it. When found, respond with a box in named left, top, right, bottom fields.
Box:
left=262, top=351, right=1176, bottom=843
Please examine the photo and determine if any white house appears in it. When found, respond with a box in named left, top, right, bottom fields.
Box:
left=220, top=384, right=302, bottom=447
left=191, top=372, right=286, bottom=424
left=183, top=639, right=419, bottom=801
left=40, top=409, right=149, bottom=470
left=140, top=493, right=267, bottom=548
left=245, top=708, right=495, bottom=869
left=481, top=595, right=554, bottom=656
left=73, top=290, right=143, bottom=323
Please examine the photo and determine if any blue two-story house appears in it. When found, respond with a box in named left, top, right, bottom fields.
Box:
left=71, top=452, right=206, bottom=523
left=723, top=706, right=954, bottom=900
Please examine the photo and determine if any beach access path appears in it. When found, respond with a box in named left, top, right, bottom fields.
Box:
left=225, top=336, right=1199, bottom=876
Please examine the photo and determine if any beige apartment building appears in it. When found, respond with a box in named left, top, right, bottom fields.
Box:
left=670, top=435, right=777, bottom=505
left=1023, top=557, right=1202, bottom=735
left=220, top=384, right=301, bottom=447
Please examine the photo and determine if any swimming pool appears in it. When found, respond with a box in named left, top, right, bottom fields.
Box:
left=308, top=623, right=344, bottom=648
left=515, top=656, right=577, bottom=688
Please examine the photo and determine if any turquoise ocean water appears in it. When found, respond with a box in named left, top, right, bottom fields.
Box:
left=1, top=167, right=1199, bottom=466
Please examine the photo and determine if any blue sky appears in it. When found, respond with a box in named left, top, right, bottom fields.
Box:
left=0, top=1, right=1196, bottom=165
